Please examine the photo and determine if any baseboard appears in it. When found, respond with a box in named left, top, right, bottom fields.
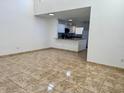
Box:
left=0, top=47, right=79, bottom=58
left=87, top=60, right=124, bottom=70
left=0, top=47, right=123, bottom=70
left=0, top=47, right=52, bottom=58
left=50, top=47, right=79, bottom=53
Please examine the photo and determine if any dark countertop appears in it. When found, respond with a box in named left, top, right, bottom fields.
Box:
left=56, top=38, right=83, bottom=41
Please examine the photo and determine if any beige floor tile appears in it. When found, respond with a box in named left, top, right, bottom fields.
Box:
left=100, top=85, right=115, bottom=93
left=0, top=49, right=123, bottom=93
left=55, top=80, right=75, bottom=92
left=9, top=72, right=37, bottom=88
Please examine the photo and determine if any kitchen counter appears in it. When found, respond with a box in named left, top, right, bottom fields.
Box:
left=56, top=38, right=83, bottom=41
left=54, top=38, right=87, bottom=52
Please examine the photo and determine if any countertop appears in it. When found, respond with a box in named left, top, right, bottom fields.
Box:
left=56, top=38, right=83, bottom=41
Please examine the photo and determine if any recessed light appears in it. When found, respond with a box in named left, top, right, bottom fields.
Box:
left=68, top=19, right=72, bottom=21
left=49, top=13, right=55, bottom=16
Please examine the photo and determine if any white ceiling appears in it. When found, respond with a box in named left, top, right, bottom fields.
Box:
left=39, top=7, right=91, bottom=22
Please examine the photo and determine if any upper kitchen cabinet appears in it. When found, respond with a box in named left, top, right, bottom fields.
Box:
left=34, top=0, right=91, bottom=15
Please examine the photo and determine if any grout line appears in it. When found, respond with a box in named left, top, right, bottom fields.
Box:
left=8, top=78, right=28, bottom=92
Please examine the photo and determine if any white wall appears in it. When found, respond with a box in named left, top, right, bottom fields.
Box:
left=0, top=0, right=50, bottom=56
left=1, top=0, right=124, bottom=68
left=35, top=0, right=124, bottom=68
left=88, top=0, right=124, bottom=68
left=34, top=0, right=91, bottom=15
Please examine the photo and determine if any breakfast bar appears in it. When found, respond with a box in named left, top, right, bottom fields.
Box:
left=55, top=38, right=87, bottom=52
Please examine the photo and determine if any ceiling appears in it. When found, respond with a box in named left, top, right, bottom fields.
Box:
left=39, top=7, right=91, bottom=23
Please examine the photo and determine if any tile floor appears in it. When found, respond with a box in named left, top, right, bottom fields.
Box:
left=0, top=48, right=124, bottom=93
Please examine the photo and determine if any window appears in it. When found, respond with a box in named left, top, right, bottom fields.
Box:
left=75, top=27, right=84, bottom=34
